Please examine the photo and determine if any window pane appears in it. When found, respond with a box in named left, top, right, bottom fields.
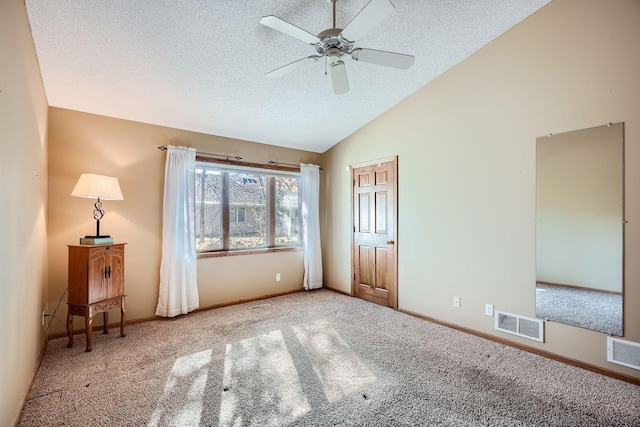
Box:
left=195, top=168, right=222, bottom=251
left=230, top=207, right=246, bottom=223
left=229, top=172, right=266, bottom=248
left=275, top=177, right=301, bottom=246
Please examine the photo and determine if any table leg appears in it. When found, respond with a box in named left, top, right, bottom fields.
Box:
left=103, top=312, right=109, bottom=334
left=66, top=309, right=73, bottom=348
left=120, top=297, right=126, bottom=338
left=85, top=314, right=93, bottom=352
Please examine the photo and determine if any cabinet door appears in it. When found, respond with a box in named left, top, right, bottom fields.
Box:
left=68, top=246, right=89, bottom=305
left=88, top=250, right=108, bottom=303
left=107, top=248, right=125, bottom=298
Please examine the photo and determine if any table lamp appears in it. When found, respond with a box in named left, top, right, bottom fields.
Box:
left=71, top=174, right=123, bottom=241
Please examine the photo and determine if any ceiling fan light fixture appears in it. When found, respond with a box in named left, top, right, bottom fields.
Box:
left=330, top=60, right=349, bottom=95
left=327, top=47, right=343, bottom=60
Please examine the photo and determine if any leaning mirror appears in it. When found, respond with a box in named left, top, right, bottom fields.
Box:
left=535, top=123, right=624, bottom=335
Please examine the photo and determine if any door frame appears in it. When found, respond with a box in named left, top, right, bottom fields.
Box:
left=350, top=156, right=398, bottom=309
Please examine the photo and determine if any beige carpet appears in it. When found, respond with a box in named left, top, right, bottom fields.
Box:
left=535, top=283, right=622, bottom=335
left=20, top=289, right=640, bottom=426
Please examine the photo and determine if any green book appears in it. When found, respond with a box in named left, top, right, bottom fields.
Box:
left=79, top=237, right=114, bottom=245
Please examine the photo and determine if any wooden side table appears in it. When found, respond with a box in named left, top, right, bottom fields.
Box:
left=66, top=243, right=127, bottom=352
left=67, top=296, right=126, bottom=352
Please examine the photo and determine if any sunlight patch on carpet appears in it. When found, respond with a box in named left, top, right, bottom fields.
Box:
left=293, top=319, right=376, bottom=403
left=148, top=348, right=212, bottom=426
left=219, top=330, right=311, bottom=426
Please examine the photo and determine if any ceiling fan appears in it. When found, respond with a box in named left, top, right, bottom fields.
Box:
left=260, top=0, right=415, bottom=95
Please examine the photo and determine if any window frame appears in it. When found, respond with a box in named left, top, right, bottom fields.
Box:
left=195, top=157, right=303, bottom=258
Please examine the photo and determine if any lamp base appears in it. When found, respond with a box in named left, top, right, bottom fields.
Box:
left=79, top=236, right=114, bottom=245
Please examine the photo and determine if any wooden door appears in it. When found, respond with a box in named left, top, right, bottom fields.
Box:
left=352, top=157, right=397, bottom=308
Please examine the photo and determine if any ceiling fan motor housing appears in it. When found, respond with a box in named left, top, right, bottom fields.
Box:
left=315, top=28, right=353, bottom=55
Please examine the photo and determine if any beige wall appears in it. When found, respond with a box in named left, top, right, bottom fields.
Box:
left=0, top=1, right=49, bottom=425
left=47, top=108, right=322, bottom=334
left=322, top=0, right=640, bottom=378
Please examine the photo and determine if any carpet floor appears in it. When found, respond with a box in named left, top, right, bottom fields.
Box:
left=535, top=283, right=622, bottom=336
left=19, top=289, right=640, bottom=426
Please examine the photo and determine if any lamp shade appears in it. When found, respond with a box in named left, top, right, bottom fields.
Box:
left=71, top=174, right=124, bottom=200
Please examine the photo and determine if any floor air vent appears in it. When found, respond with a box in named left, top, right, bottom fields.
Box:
left=607, top=337, right=640, bottom=370
left=495, top=311, right=544, bottom=342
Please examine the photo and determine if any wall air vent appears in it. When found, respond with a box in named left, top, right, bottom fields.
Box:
left=495, top=311, right=544, bottom=342
left=607, top=337, right=640, bottom=371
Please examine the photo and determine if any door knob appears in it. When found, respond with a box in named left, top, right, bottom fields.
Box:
left=387, top=240, right=395, bottom=244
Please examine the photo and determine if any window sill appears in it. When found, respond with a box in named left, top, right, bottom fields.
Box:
left=197, top=246, right=303, bottom=259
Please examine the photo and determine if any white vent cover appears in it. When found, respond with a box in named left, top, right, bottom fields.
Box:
left=607, top=337, right=640, bottom=370
left=495, top=311, right=544, bottom=342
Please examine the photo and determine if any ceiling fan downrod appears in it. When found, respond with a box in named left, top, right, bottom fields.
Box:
left=315, top=0, right=352, bottom=58
left=333, top=0, right=337, bottom=29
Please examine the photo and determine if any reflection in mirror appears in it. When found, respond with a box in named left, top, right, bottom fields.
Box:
left=535, top=123, right=624, bottom=336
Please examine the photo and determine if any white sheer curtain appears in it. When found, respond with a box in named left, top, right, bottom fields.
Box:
left=300, top=164, right=323, bottom=290
left=156, top=145, right=199, bottom=317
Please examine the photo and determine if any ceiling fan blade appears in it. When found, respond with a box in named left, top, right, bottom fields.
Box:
left=351, top=48, right=414, bottom=70
left=260, top=16, right=320, bottom=45
left=265, top=56, right=319, bottom=79
left=339, top=0, right=395, bottom=43
left=330, top=61, right=349, bottom=95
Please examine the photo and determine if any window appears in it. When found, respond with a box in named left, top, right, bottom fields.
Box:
left=230, top=207, right=245, bottom=223
left=195, top=169, right=222, bottom=250
left=275, top=176, right=301, bottom=246
left=195, top=163, right=301, bottom=253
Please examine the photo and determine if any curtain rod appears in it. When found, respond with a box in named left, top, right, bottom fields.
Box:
left=269, top=160, right=324, bottom=170
left=157, top=146, right=323, bottom=171
left=157, top=145, right=242, bottom=161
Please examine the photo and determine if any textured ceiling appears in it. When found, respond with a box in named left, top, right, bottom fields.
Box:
left=25, top=0, right=550, bottom=153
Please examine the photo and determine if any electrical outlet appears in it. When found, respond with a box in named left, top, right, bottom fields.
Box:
left=41, top=311, right=46, bottom=326
left=453, top=296, right=460, bottom=308
left=485, top=304, right=494, bottom=316
left=276, top=273, right=281, bottom=282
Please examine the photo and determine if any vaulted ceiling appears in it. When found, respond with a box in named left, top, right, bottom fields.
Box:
left=26, top=0, right=550, bottom=153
